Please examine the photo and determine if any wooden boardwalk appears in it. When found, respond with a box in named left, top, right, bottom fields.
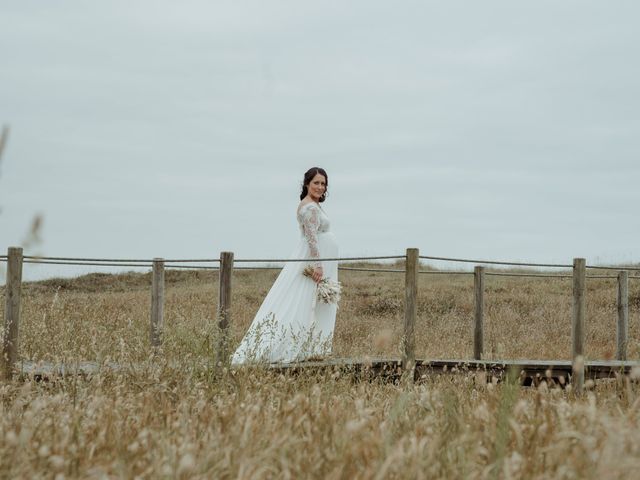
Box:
left=14, top=357, right=640, bottom=386
left=275, top=358, right=640, bottom=386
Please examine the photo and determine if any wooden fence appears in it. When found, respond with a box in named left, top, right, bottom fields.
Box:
left=1, top=246, right=637, bottom=390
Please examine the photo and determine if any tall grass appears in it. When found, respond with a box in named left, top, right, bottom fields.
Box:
left=1, top=266, right=639, bottom=478
left=3, top=267, right=637, bottom=364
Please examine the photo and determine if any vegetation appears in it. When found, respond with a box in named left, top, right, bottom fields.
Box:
left=1, top=266, right=639, bottom=478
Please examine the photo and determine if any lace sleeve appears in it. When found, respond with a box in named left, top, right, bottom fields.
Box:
left=301, top=206, right=321, bottom=268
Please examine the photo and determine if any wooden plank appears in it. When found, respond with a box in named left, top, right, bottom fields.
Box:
left=150, top=258, right=165, bottom=347
left=217, top=251, right=234, bottom=364
left=402, top=248, right=419, bottom=372
left=572, top=258, right=586, bottom=391
left=269, top=356, right=640, bottom=386
left=2, top=247, right=23, bottom=380
left=15, top=357, right=640, bottom=383
left=473, top=266, right=485, bottom=360
left=617, top=270, right=629, bottom=361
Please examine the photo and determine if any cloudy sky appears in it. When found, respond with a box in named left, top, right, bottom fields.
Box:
left=1, top=1, right=639, bottom=280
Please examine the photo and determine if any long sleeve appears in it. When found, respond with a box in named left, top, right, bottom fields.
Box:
left=301, top=206, right=321, bottom=268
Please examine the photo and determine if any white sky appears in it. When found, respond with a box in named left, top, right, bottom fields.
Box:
left=1, top=0, right=640, bottom=280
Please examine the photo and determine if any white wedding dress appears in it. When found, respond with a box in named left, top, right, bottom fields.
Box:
left=231, top=202, right=338, bottom=364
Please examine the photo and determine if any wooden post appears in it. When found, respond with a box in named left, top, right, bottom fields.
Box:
left=572, top=258, right=586, bottom=391
left=616, top=270, right=629, bottom=361
left=150, top=258, right=165, bottom=347
left=2, top=247, right=23, bottom=380
left=474, top=266, right=485, bottom=360
left=403, top=248, right=419, bottom=373
left=217, top=251, right=234, bottom=364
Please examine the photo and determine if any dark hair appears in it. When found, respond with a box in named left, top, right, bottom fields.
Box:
left=300, top=167, right=329, bottom=202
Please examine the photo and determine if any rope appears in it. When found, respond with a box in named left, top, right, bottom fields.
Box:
left=166, top=265, right=286, bottom=271
left=23, top=254, right=403, bottom=264
left=24, top=255, right=220, bottom=263
left=23, top=261, right=285, bottom=271
left=133, top=265, right=640, bottom=279
left=234, top=255, right=405, bottom=263
left=420, top=255, right=571, bottom=268
left=24, top=256, right=152, bottom=262
left=339, top=267, right=472, bottom=275
left=13, top=253, right=640, bottom=273
left=586, top=265, right=640, bottom=272
left=485, top=272, right=630, bottom=279
left=159, top=259, right=219, bottom=263
left=169, top=266, right=475, bottom=275
left=421, top=270, right=473, bottom=275
left=165, top=265, right=218, bottom=270
left=486, top=272, right=573, bottom=279
left=339, top=266, right=405, bottom=273
left=24, top=260, right=152, bottom=267
left=14, top=256, right=640, bottom=280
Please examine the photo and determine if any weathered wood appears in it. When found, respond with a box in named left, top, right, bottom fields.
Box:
left=150, top=258, right=165, bottom=347
left=2, top=247, right=23, bottom=380
left=18, top=357, right=640, bottom=383
left=617, top=270, right=629, bottom=361
left=271, top=357, right=640, bottom=387
left=473, top=266, right=485, bottom=360
left=402, top=248, right=419, bottom=372
left=572, top=258, right=586, bottom=391
left=217, top=251, right=234, bottom=364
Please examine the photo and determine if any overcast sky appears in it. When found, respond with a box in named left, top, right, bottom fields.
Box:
left=1, top=1, right=640, bottom=280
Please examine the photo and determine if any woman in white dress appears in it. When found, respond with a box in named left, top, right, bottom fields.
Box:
left=231, top=167, right=339, bottom=364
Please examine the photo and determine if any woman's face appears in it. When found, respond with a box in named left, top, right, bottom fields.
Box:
left=307, top=173, right=327, bottom=201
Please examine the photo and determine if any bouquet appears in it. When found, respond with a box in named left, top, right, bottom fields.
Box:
left=303, top=265, right=342, bottom=307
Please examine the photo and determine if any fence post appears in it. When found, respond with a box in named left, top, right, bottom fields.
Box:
left=403, top=248, right=419, bottom=374
left=2, top=247, right=23, bottom=380
left=150, top=258, right=165, bottom=348
left=616, top=270, right=629, bottom=361
left=217, top=251, right=234, bottom=365
left=474, top=266, right=485, bottom=360
left=572, top=258, right=586, bottom=392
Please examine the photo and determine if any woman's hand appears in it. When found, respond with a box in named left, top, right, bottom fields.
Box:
left=312, top=266, right=324, bottom=283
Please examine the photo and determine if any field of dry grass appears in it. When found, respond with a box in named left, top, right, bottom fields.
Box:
left=1, top=265, right=640, bottom=478
left=4, top=264, right=640, bottom=364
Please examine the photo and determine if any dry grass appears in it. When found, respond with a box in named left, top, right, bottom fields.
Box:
left=1, top=266, right=640, bottom=478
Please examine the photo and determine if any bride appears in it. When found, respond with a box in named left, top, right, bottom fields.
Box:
left=231, top=167, right=339, bottom=364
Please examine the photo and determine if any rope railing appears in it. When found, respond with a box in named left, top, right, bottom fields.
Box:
left=486, top=272, right=572, bottom=278
left=339, top=268, right=635, bottom=279
left=24, top=260, right=151, bottom=267
left=234, top=255, right=406, bottom=263
left=6, top=249, right=640, bottom=284
left=13, top=253, right=640, bottom=272
left=337, top=266, right=404, bottom=273
left=167, top=265, right=286, bottom=271
left=11, top=258, right=640, bottom=279
left=419, top=255, right=572, bottom=268
left=21, top=261, right=296, bottom=271
left=339, top=267, right=473, bottom=274
left=23, top=255, right=220, bottom=263
left=421, top=270, right=473, bottom=275
left=485, top=272, right=636, bottom=279
left=586, top=264, right=640, bottom=272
